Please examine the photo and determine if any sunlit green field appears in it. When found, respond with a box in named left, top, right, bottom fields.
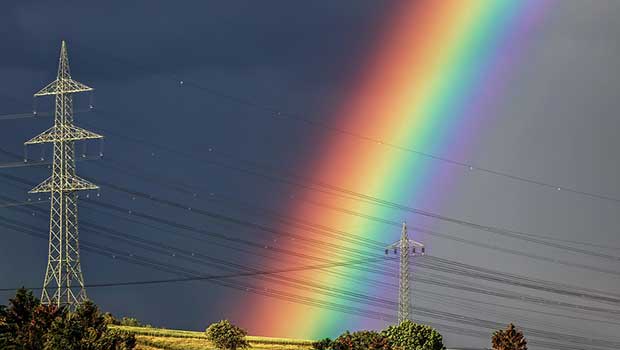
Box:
left=110, top=325, right=314, bottom=350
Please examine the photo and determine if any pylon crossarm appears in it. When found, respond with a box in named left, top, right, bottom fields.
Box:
left=34, top=79, right=93, bottom=97
left=386, top=239, right=424, bottom=250
left=29, top=175, right=99, bottom=193
left=25, top=125, right=103, bottom=144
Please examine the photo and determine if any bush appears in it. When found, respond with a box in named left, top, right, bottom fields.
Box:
left=205, top=319, right=250, bottom=350
left=491, top=323, right=527, bottom=350
left=103, top=312, right=120, bottom=325
left=0, top=288, right=136, bottom=350
left=44, top=300, right=135, bottom=350
left=382, top=320, right=445, bottom=350
left=0, top=288, right=64, bottom=349
left=331, top=330, right=391, bottom=350
left=312, top=337, right=332, bottom=350
left=120, top=317, right=141, bottom=327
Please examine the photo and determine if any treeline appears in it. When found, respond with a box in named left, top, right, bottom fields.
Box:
left=0, top=288, right=135, bottom=350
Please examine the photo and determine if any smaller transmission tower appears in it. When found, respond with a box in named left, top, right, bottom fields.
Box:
left=25, top=41, right=102, bottom=308
left=385, top=222, right=425, bottom=323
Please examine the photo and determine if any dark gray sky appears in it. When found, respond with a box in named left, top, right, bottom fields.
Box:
left=1, top=1, right=620, bottom=349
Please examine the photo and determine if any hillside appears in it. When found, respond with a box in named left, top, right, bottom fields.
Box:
left=111, top=325, right=314, bottom=350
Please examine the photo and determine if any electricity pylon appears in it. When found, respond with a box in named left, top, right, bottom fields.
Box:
left=385, top=222, right=425, bottom=323
left=25, top=41, right=102, bottom=308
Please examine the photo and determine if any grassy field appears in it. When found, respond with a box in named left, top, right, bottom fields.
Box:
left=110, top=325, right=314, bottom=350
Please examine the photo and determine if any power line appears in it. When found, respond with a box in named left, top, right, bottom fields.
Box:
left=1, top=217, right=615, bottom=350
left=4, top=176, right=620, bottom=311
left=83, top=122, right=620, bottom=256
left=0, top=108, right=94, bottom=121
left=95, top=172, right=620, bottom=264
left=68, top=43, right=620, bottom=206
left=7, top=185, right=620, bottom=323
left=2, top=191, right=616, bottom=350
left=89, top=158, right=620, bottom=277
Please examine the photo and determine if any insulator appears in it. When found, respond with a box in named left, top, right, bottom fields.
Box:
left=393, top=248, right=397, bottom=254
left=421, top=247, right=425, bottom=254
left=89, top=91, right=95, bottom=110
left=412, top=247, right=416, bottom=253
left=384, top=249, right=388, bottom=255
left=99, top=139, right=104, bottom=158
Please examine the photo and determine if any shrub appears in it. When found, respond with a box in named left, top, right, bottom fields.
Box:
left=0, top=288, right=135, bottom=350
left=312, top=337, right=332, bottom=350
left=103, top=312, right=120, bottom=325
left=205, top=319, right=250, bottom=350
left=0, top=288, right=64, bottom=349
left=120, top=317, right=141, bottom=327
left=382, top=320, right=445, bottom=350
left=332, top=330, right=391, bottom=350
left=43, top=300, right=136, bottom=350
left=491, top=323, right=527, bottom=350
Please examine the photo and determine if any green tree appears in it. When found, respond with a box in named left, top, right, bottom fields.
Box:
left=312, top=337, right=332, bottom=350
left=205, top=320, right=250, bottom=350
left=0, top=287, right=63, bottom=350
left=382, top=320, right=446, bottom=350
left=102, top=312, right=119, bottom=326
left=43, top=300, right=135, bottom=350
left=0, top=289, right=135, bottom=350
left=331, top=330, right=391, bottom=350
left=119, top=317, right=141, bottom=327
left=491, top=323, right=527, bottom=350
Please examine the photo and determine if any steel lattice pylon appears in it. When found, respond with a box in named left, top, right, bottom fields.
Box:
left=385, top=222, right=425, bottom=323
left=25, top=41, right=102, bottom=308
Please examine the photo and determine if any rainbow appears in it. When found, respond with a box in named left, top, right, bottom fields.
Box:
left=239, top=0, right=550, bottom=339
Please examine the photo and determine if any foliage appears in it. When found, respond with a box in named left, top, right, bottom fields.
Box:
left=331, top=330, right=391, bottom=350
left=312, top=337, right=332, bottom=350
left=381, top=320, right=446, bottom=350
left=120, top=317, right=142, bottom=327
left=44, top=300, right=136, bottom=350
left=205, top=320, right=250, bottom=350
left=103, top=312, right=120, bottom=325
left=491, top=323, right=527, bottom=350
left=111, top=324, right=313, bottom=346
left=0, top=288, right=136, bottom=350
left=0, top=287, right=64, bottom=350
left=103, top=314, right=152, bottom=328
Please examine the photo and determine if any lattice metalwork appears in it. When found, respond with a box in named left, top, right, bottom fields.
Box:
left=385, top=222, right=425, bottom=323
left=26, top=41, right=102, bottom=308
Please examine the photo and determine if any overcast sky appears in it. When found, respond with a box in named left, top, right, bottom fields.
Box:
left=1, top=1, right=620, bottom=349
